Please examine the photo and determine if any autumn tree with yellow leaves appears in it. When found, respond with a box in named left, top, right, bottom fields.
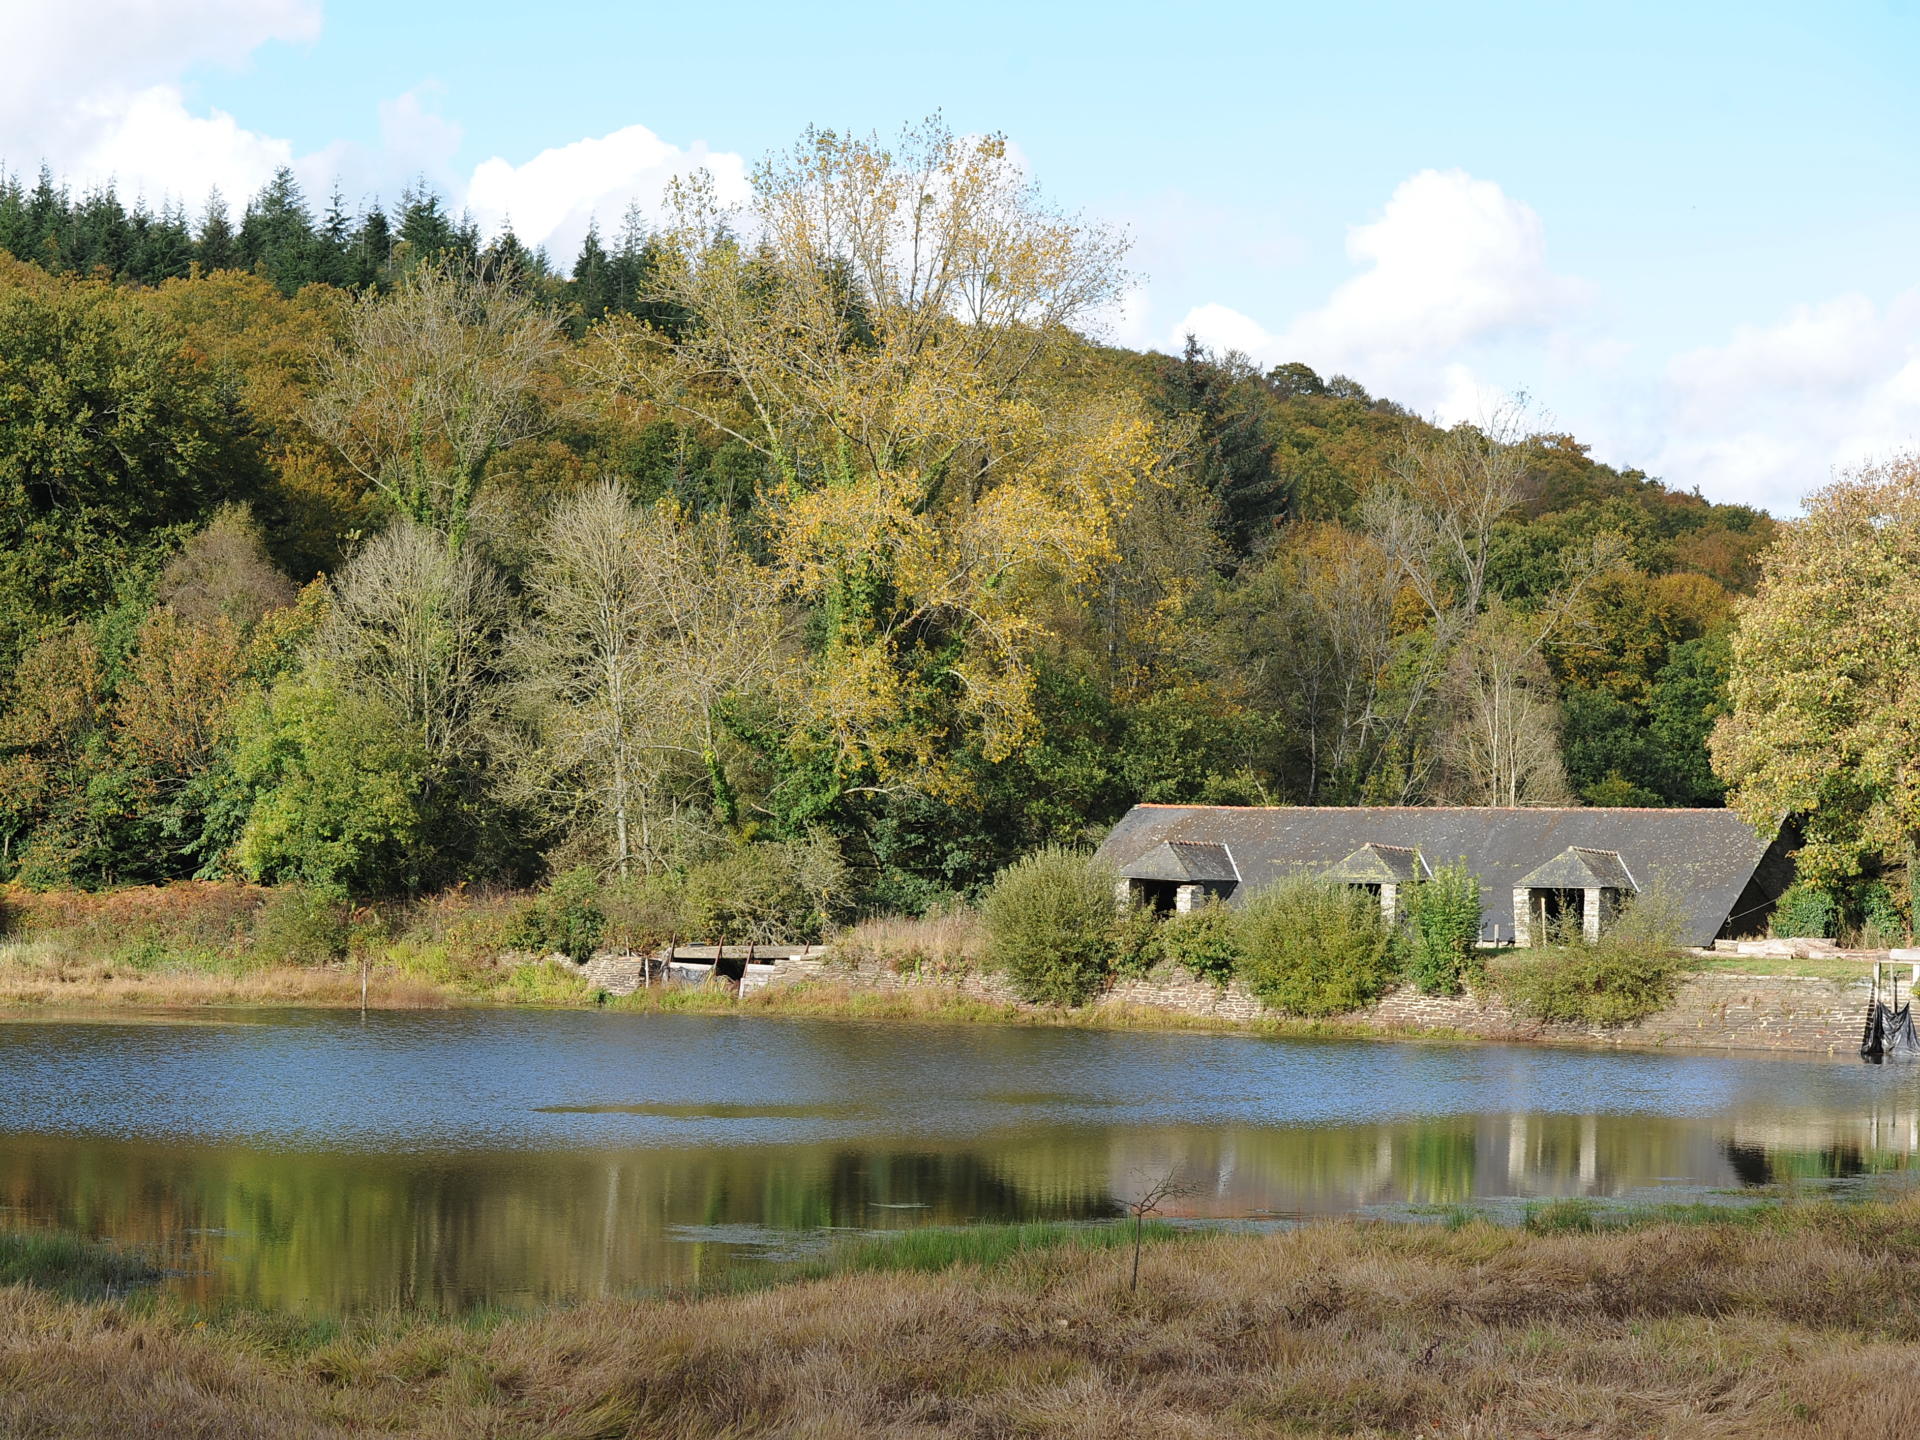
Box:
left=1712, top=456, right=1920, bottom=931
left=595, top=117, right=1163, bottom=806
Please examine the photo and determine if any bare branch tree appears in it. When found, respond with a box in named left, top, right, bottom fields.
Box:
left=1123, top=1166, right=1195, bottom=1293
left=315, top=520, right=508, bottom=767
left=503, top=480, right=787, bottom=874
left=308, top=262, right=566, bottom=548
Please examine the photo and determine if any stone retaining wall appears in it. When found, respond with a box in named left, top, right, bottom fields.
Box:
left=807, top=957, right=1874, bottom=1055
left=580, top=948, right=1874, bottom=1055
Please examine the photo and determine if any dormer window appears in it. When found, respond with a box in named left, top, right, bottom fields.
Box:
left=1117, top=841, right=1238, bottom=914
left=1322, top=843, right=1430, bottom=923
left=1511, top=847, right=1637, bottom=945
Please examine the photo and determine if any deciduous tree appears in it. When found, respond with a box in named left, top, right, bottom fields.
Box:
left=1713, top=456, right=1920, bottom=925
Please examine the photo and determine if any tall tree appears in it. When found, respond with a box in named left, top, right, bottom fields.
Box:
left=307, top=261, right=566, bottom=547
left=196, top=189, right=235, bottom=271
left=504, top=480, right=785, bottom=874
left=1713, top=456, right=1920, bottom=926
left=0, top=270, right=263, bottom=660
left=598, top=117, right=1157, bottom=804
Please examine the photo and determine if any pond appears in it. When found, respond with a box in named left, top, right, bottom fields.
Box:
left=1, top=1009, right=1915, bottom=1314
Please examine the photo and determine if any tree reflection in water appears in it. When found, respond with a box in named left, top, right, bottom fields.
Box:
left=0, top=1109, right=1911, bottom=1314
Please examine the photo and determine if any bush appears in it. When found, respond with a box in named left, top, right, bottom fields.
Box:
left=1856, top=881, right=1906, bottom=947
left=1237, top=876, right=1397, bottom=1016
left=249, top=883, right=353, bottom=965
left=680, top=838, right=840, bottom=945
left=1493, top=891, right=1693, bottom=1026
left=1401, top=861, right=1484, bottom=996
left=1770, top=882, right=1837, bottom=940
left=508, top=868, right=607, bottom=962
left=602, top=873, right=690, bottom=954
left=1161, top=900, right=1240, bottom=986
left=982, top=847, right=1118, bottom=1006
left=1110, top=902, right=1164, bottom=979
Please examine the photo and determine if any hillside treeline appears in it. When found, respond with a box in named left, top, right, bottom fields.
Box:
left=0, top=123, right=1772, bottom=910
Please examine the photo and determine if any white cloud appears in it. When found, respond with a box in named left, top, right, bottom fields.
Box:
left=0, top=0, right=319, bottom=205
left=463, top=125, right=750, bottom=265
left=1654, top=291, right=1920, bottom=512
left=1171, top=169, right=1583, bottom=414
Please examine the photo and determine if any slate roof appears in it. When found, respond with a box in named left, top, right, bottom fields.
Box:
left=1323, top=843, right=1430, bottom=885
left=1119, top=840, right=1239, bottom=884
left=1516, top=846, right=1637, bottom=892
left=1097, top=806, right=1782, bottom=945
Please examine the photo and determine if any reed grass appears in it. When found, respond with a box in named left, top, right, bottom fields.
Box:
left=0, top=1231, right=158, bottom=1299
left=8, top=1198, right=1920, bottom=1436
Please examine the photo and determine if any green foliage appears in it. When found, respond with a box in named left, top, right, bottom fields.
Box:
left=1109, top=901, right=1164, bottom=979
left=1236, top=876, right=1397, bottom=1016
left=1160, top=900, right=1241, bottom=986
left=498, top=958, right=598, bottom=1005
left=0, top=274, right=264, bottom=663
left=1770, top=883, right=1837, bottom=940
left=982, top=846, right=1118, bottom=1007
left=1856, top=882, right=1907, bottom=946
left=228, top=676, right=430, bottom=896
left=1401, top=861, right=1485, bottom=996
left=507, top=867, right=606, bottom=962
left=249, top=882, right=353, bottom=965
left=1493, top=892, right=1694, bottom=1026
left=680, top=839, right=843, bottom=945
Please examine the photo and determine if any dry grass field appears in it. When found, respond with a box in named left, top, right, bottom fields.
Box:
left=5, top=1200, right=1920, bottom=1438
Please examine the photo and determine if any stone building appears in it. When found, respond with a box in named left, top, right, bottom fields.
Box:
left=1098, top=805, right=1796, bottom=947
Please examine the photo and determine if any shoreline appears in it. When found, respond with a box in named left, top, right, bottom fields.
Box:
left=0, top=961, right=1878, bottom=1059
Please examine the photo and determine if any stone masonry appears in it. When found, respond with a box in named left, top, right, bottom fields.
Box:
left=579, top=946, right=1875, bottom=1056
left=794, top=957, right=1875, bottom=1055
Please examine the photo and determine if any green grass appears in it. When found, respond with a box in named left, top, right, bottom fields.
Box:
left=0, top=1230, right=159, bottom=1299
left=798, top=1219, right=1179, bottom=1278
left=1694, top=953, right=1878, bottom=982
left=672, top=1218, right=1185, bottom=1301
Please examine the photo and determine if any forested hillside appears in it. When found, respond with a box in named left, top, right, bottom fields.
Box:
left=0, top=125, right=1774, bottom=911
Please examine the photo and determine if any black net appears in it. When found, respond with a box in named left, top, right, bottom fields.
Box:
left=1861, top=1000, right=1920, bottom=1061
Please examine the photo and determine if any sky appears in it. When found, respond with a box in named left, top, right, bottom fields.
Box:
left=4, top=0, right=1918, bottom=515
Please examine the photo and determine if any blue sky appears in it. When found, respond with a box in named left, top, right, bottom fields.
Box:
left=7, top=0, right=1919, bottom=512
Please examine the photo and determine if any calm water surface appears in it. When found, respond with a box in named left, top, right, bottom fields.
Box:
left=2, top=1009, right=1916, bottom=1313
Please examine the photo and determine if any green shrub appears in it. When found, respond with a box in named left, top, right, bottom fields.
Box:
left=250, top=882, right=353, bottom=965
left=602, top=873, right=690, bottom=953
left=508, top=868, right=607, bottom=962
left=1110, top=902, right=1164, bottom=979
left=680, top=839, right=840, bottom=945
left=1770, top=882, right=1836, bottom=940
left=1161, top=900, right=1241, bottom=986
left=1236, top=876, right=1397, bottom=1016
left=1493, top=891, right=1693, bottom=1026
left=982, top=846, right=1118, bottom=1006
left=1856, top=881, right=1907, bottom=947
left=1401, top=861, right=1484, bottom=996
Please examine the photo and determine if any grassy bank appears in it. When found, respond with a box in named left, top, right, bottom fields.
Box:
left=8, top=1198, right=1920, bottom=1436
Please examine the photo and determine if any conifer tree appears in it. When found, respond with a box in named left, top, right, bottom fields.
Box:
left=197, top=189, right=236, bottom=271
left=238, top=168, right=316, bottom=294
left=350, top=204, right=391, bottom=288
